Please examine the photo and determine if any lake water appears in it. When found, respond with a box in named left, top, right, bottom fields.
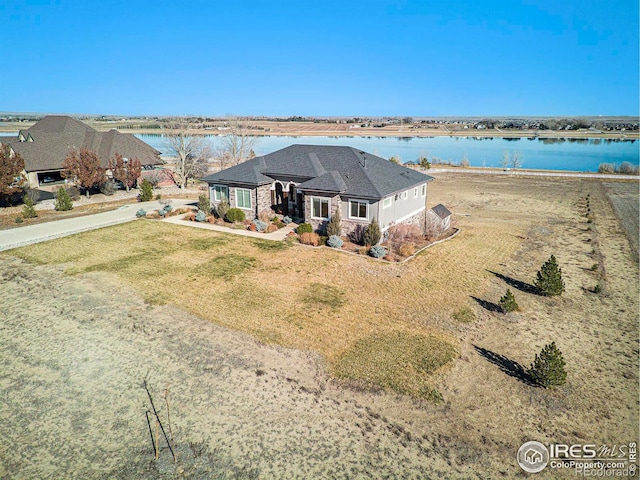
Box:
left=135, top=134, right=639, bottom=172
left=2, top=131, right=637, bottom=172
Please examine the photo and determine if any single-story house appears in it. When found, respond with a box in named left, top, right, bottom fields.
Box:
left=1, top=115, right=162, bottom=187
left=201, top=144, right=434, bottom=235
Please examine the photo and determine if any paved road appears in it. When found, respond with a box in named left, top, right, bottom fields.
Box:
left=0, top=199, right=195, bottom=252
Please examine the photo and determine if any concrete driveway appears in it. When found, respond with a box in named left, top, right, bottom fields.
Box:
left=0, top=199, right=195, bottom=252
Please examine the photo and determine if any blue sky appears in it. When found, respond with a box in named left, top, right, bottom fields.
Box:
left=2, top=0, right=638, bottom=117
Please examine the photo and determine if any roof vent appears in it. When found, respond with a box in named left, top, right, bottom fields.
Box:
left=359, top=151, right=366, bottom=168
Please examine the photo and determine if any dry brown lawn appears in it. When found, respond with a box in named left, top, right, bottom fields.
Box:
left=6, top=173, right=639, bottom=478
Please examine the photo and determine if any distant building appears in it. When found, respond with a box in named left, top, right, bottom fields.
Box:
left=1, top=115, right=162, bottom=187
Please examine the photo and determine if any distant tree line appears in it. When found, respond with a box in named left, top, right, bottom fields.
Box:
left=5, top=115, right=638, bottom=134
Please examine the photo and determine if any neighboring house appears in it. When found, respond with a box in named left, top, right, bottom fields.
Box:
left=427, top=203, right=452, bottom=231
left=1, top=115, right=162, bottom=187
left=202, top=144, right=434, bottom=235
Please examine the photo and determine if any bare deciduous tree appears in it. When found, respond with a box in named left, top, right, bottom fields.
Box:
left=500, top=150, right=510, bottom=169
left=511, top=152, right=523, bottom=170
left=163, top=120, right=211, bottom=189
left=62, top=148, right=106, bottom=197
left=215, top=117, right=258, bottom=170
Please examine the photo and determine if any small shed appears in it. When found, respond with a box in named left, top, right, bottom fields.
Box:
left=428, top=203, right=452, bottom=231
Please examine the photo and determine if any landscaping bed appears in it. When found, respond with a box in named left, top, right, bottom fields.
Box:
left=290, top=220, right=458, bottom=262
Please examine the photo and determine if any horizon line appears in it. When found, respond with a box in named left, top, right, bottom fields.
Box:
left=1, top=111, right=638, bottom=120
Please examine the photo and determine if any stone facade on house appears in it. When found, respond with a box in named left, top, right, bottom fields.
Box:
left=400, top=208, right=427, bottom=231
left=256, top=184, right=273, bottom=217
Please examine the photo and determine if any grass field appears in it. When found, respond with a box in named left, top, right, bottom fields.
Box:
left=603, top=181, right=639, bottom=263
left=11, top=171, right=542, bottom=398
left=12, top=176, right=637, bottom=402
left=6, top=173, right=638, bottom=477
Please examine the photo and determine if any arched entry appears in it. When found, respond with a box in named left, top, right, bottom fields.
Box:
left=271, top=181, right=288, bottom=215
left=271, top=180, right=301, bottom=217
left=274, top=182, right=284, bottom=205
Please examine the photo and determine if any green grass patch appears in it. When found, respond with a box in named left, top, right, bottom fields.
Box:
left=302, top=283, right=346, bottom=310
left=196, top=254, right=257, bottom=280
left=189, top=235, right=232, bottom=251
left=334, top=331, right=458, bottom=401
left=452, top=306, right=475, bottom=323
left=253, top=239, right=290, bottom=251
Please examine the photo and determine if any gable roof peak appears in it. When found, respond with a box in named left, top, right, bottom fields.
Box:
left=27, top=115, right=96, bottom=135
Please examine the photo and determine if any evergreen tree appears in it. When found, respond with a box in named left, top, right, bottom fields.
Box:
left=215, top=199, right=229, bottom=219
left=499, top=289, right=519, bottom=313
left=529, top=342, right=567, bottom=388
left=419, top=156, right=431, bottom=169
left=22, top=195, right=38, bottom=218
left=363, top=218, right=381, bottom=246
left=138, top=179, right=153, bottom=202
left=535, top=255, right=565, bottom=296
left=326, top=206, right=342, bottom=237
left=55, top=187, right=73, bottom=211
left=197, top=193, right=211, bottom=214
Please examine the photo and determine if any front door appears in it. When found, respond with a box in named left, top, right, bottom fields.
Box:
left=274, top=182, right=284, bottom=212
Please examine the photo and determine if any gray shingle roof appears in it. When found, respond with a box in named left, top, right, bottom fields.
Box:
left=202, top=144, right=433, bottom=199
left=2, top=115, right=162, bottom=172
left=431, top=203, right=451, bottom=219
left=297, top=170, right=347, bottom=193
left=206, top=157, right=273, bottom=185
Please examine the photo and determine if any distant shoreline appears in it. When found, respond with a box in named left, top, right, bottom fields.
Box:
left=125, top=128, right=640, bottom=140
left=0, top=120, right=637, bottom=140
left=421, top=166, right=639, bottom=179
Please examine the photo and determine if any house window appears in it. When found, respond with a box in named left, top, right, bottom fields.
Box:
left=213, top=184, right=229, bottom=202
left=312, top=197, right=329, bottom=219
left=349, top=200, right=368, bottom=220
left=421, top=184, right=427, bottom=197
left=383, top=197, right=392, bottom=209
left=414, top=187, right=418, bottom=198
left=236, top=188, right=252, bottom=209
left=402, top=191, right=408, bottom=200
